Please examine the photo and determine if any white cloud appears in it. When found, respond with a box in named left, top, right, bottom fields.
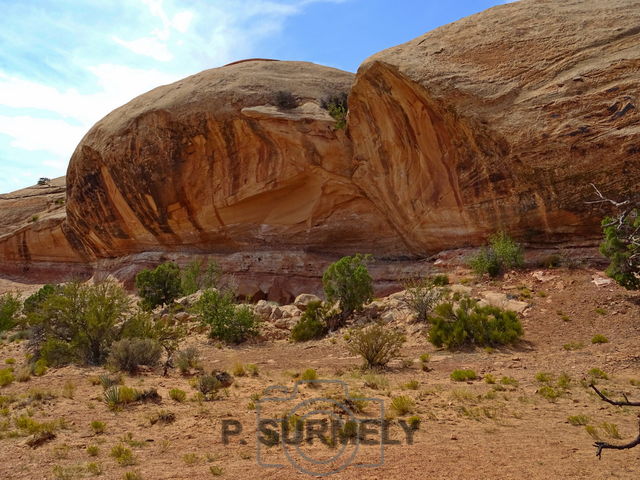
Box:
left=0, top=0, right=353, bottom=192
left=112, top=36, right=174, bottom=62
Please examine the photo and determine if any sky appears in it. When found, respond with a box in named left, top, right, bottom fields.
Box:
left=0, top=0, right=510, bottom=193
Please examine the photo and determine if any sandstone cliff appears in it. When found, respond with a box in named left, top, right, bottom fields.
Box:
left=349, top=0, right=640, bottom=253
left=64, top=60, right=403, bottom=260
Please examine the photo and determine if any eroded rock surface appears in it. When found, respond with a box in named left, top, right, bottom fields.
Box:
left=349, top=0, right=640, bottom=253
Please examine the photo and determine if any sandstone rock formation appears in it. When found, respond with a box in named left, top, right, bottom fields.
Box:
left=0, top=178, right=87, bottom=279
left=349, top=0, right=640, bottom=253
left=64, top=60, right=403, bottom=260
left=1, top=0, right=638, bottom=295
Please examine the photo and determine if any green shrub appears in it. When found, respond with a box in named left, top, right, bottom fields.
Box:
left=196, top=375, right=221, bottom=396
left=39, top=338, right=77, bottom=367
left=290, top=301, right=328, bottom=341
left=275, top=90, right=298, bottom=110
left=175, top=347, right=201, bottom=374
left=86, top=444, right=100, bottom=456
left=588, top=368, right=608, bottom=380
left=346, top=322, right=405, bottom=369
left=28, top=281, right=133, bottom=365
left=300, top=368, right=318, bottom=381
left=104, top=386, right=140, bottom=410
left=107, top=338, right=162, bottom=374
left=322, top=254, right=373, bottom=320
left=90, top=421, right=106, bottom=434
left=169, top=388, right=186, bottom=403
left=196, top=290, right=259, bottom=344
left=180, top=260, right=221, bottom=296
left=450, top=369, right=477, bottom=382
left=537, top=385, right=560, bottom=401
left=468, top=232, right=523, bottom=277
left=23, top=284, right=59, bottom=315
left=390, top=395, right=415, bottom=415
left=568, top=415, right=589, bottom=426
left=32, top=359, right=48, bottom=376
left=402, top=277, right=442, bottom=322
left=432, top=274, right=450, bottom=286
left=110, top=444, right=135, bottom=466
left=0, top=292, right=21, bottom=333
left=135, top=262, right=182, bottom=310
left=600, top=208, right=639, bottom=289
left=427, top=297, right=523, bottom=350
left=321, top=92, right=348, bottom=129
left=0, top=369, right=15, bottom=387
left=591, top=334, right=609, bottom=344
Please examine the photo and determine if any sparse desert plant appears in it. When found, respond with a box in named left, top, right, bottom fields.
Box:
left=123, top=471, right=143, bottom=480
left=591, top=334, right=609, bottom=344
left=321, top=92, right=348, bottom=129
left=419, top=353, right=431, bottom=371
left=0, top=369, right=14, bottom=387
left=107, top=337, right=162, bottom=374
left=450, top=369, right=477, bottom=382
left=345, top=322, right=405, bottom=369
left=322, top=254, right=374, bottom=322
left=362, top=373, right=389, bottom=390
left=232, top=362, right=246, bottom=377
left=390, top=395, right=415, bottom=416
left=402, top=277, right=442, bottom=322
left=196, top=375, right=221, bottom=396
left=180, top=259, right=222, bottom=296
left=209, top=465, right=224, bottom=476
left=535, top=372, right=553, bottom=383
left=407, top=415, right=421, bottom=429
left=601, top=422, right=622, bottom=439
left=150, top=410, right=176, bottom=425
left=90, top=421, right=106, bottom=434
left=111, top=444, right=135, bottom=466
left=537, top=385, right=560, bottom=401
left=568, top=415, right=590, bottom=426
left=62, top=381, right=75, bottom=399
left=468, top=231, right=523, bottom=277
left=300, top=368, right=318, bottom=382
left=104, top=386, right=140, bottom=410
left=500, top=376, right=519, bottom=387
left=196, top=290, right=260, bottom=344
left=169, top=388, right=187, bottom=403
left=86, top=444, right=100, bottom=456
left=484, top=373, right=496, bottom=384
left=245, top=363, right=259, bottom=376
left=290, top=301, right=329, bottom=341
left=427, top=297, right=523, bottom=350
left=563, top=342, right=585, bottom=351
left=0, top=292, right=21, bottom=333
left=135, top=262, right=182, bottom=310
left=404, top=380, right=419, bottom=390
left=275, top=90, right=298, bottom=110
left=588, top=368, right=609, bottom=380
left=175, top=347, right=201, bottom=374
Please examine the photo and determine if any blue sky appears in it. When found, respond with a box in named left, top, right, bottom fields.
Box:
left=0, top=0, right=509, bottom=193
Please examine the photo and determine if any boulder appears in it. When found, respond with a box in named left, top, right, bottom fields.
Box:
left=293, top=293, right=322, bottom=311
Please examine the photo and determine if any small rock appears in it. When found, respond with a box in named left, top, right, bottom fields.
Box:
left=592, top=276, right=613, bottom=287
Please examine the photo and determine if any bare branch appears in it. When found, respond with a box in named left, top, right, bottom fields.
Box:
left=586, top=183, right=630, bottom=208
left=594, top=416, right=640, bottom=459
left=590, top=384, right=640, bottom=407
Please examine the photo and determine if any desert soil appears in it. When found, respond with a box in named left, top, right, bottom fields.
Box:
left=0, top=267, right=639, bottom=479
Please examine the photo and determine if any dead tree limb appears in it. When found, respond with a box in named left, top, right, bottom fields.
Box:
left=585, top=183, right=630, bottom=208
left=594, top=416, right=640, bottom=459
left=590, top=384, right=640, bottom=458
left=591, top=384, right=640, bottom=407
